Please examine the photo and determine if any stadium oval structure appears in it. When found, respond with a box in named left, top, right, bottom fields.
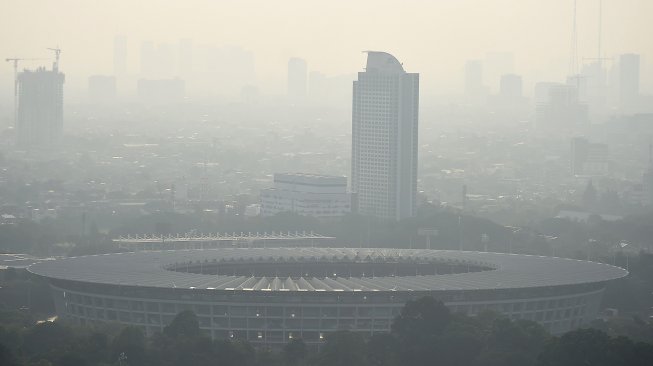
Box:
left=29, top=248, right=627, bottom=346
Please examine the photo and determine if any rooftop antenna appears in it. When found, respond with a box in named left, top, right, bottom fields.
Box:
left=47, top=47, right=61, bottom=72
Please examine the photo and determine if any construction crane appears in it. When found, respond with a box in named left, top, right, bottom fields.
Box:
left=47, top=47, right=61, bottom=72
left=4, top=57, right=46, bottom=127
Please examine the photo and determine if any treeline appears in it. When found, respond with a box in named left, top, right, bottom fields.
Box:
left=3, top=203, right=653, bottom=260
left=1, top=297, right=652, bottom=366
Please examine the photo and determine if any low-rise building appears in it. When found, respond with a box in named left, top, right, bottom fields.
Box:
left=260, top=173, right=350, bottom=219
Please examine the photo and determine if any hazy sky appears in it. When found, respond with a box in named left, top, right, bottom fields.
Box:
left=1, top=0, right=652, bottom=97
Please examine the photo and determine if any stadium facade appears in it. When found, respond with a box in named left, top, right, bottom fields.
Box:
left=28, top=248, right=627, bottom=346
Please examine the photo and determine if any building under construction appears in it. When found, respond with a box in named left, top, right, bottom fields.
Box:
left=16, top=56, right=64, bottom=148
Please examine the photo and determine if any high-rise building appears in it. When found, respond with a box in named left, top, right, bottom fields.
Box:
left=619, top=53, right=640, bottom=110
left=535, top=82, right=588, bottom=129
left=16, top=64, right=65, bottom=148
left=287, top=57, right=307, bottom=99
left=351, top=51, right=418, bottom=220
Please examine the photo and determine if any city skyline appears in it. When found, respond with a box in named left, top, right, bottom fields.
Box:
left=2, top=1, right=653, bottom=99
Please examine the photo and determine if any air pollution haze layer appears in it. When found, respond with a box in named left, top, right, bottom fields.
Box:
left=1, top=0, right=652, bottom=100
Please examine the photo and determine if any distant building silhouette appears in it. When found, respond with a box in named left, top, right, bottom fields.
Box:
left=16, top=65, right=65, bottom=147
left=619, top=53, right=640, bottom=111
left=535, top=82, right=587, bottom=129
left=351, top=51, right=418, bottom=220
left=287, top=57, right=307, bottom=99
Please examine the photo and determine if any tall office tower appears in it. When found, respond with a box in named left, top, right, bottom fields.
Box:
left=351, top=51, right=419, bottom=221
left=16, top=64, right=65, bottom=148
left=287, top=57, right=308, bottom=99
left=619, top=53, right=640, bottom=110
left=113, top=35, right=127, bottom=76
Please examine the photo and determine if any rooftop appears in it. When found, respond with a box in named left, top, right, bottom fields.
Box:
left=28, top=248, right=627, bottom=292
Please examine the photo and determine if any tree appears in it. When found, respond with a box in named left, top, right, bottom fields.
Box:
left=22, top=322, right=75, bottom=361
left=367, top=333, right=400, bottom=366
left=58, top=352, right=87, bottom=366
left=283, top=338, right=307, bottom=366
left=488, top=318, right=548, bottom=357
left=111, top=326, right=145, bottom=365
left=318, top=331, right=367, bottom=366
left=163, top=310, right=201, bottom=339
left=391, top=296, right=451, bottom=366
left=0, top=343, right=19, bottom=366
left=538, top=328, right=618, bottom=366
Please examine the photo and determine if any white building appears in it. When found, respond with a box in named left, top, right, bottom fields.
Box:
left=260, top=173, right=350, bottom=219
left=351, top=51, right=419, bottom=220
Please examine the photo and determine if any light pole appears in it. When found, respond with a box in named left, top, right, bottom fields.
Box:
left=418, top=228, right=439, bottom=250
left=481, top=233, right=489, bottom=252
left=587, top=239, right=598, bottom=261
left=618, top=241, right=630, bottom=270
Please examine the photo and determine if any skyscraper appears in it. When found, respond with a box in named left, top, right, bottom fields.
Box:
left=16, top=64, right=65, bottom=148
left=287, top=57, right=307, bottom=99
left=351, top=51, right=419, bottom=221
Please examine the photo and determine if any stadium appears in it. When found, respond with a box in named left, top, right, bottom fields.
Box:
left=28, top=248, right=627, bottom=346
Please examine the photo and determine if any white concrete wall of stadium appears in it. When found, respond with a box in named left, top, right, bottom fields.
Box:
left=49, top=285, right=604, bottom=345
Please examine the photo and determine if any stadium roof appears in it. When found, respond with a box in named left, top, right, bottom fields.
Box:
left=28, top=248, right=627, bottom=292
